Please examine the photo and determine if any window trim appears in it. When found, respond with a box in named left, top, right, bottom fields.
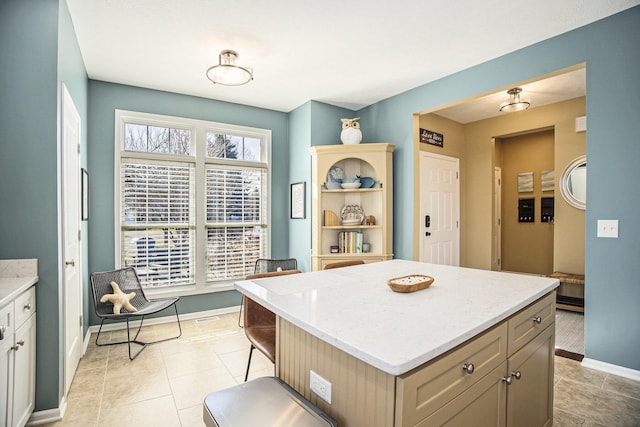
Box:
left=114, top=109, right=272, bottom=298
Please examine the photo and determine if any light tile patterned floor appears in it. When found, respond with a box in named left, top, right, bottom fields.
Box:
left=40, top=312, right=640, bottom=427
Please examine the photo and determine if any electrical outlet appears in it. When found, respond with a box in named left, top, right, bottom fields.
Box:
left=310, top=370, right=332, bottom=404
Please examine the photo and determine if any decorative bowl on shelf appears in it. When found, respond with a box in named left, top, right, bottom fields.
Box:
left=359, top=177, right=375, bottom=188
left=387, top=275, right=434, bottom=293
left=341, top=205, right=364, bottom=225
left=340, top=182, right=362, bottom=189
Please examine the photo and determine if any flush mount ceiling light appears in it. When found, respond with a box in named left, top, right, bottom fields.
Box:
left=499, top=87, right=531, bottom=113
left=206, top=50, right=253, bottom=86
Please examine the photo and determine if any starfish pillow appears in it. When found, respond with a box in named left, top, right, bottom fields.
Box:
left=100, top=281, right=138, bottom=314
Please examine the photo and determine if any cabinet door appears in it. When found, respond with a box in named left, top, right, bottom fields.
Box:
left=417, top=362, right=507, bottom=427
left=1, top=336, right=14, bottom=427
left=506, top=325, right=554, bottom=427
left=11, top=314, right=35, bottom=427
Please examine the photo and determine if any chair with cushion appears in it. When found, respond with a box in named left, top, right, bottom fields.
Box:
left=90, top=266, right=182, bottom=360
left=243, top=269, right=301, bottom=381
left=238, top=258, right=298, bottom=327
left=322, top=260, right=365, bottom=269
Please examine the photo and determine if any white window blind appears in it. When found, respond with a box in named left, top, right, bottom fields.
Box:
left=205, top=166, right=267, bottom=281
left=115, top=110, right=271, bottom=294
left=120, top=160, right=195, bottom=288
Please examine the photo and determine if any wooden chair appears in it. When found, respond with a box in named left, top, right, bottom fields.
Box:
left=322, top=260, right=365, bottom=270
left=238, top=258, right=298, bottom=327
left=243, top=269, right=301, bottom=381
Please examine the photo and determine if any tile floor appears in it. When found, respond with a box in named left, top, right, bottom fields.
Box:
left=40, top=312, right=640, bottom=427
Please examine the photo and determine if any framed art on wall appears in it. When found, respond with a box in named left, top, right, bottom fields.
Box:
left=290, top=182, right=305, bottom=219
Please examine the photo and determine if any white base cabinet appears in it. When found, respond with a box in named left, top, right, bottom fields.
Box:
left=0, top=286, right=36, bottom=427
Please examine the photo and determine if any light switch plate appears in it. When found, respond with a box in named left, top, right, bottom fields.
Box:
left=597, top=220, right=619, bottom=238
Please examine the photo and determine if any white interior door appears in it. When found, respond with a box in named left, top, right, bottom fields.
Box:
left=62, top=84, right=83, bottom=395
left=493, top=167, right=502, bottom=271
left=419, top=152, right=460, bottom=265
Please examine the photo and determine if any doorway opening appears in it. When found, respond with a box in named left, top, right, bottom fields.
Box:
left=412, top=64, right=586, bottom=358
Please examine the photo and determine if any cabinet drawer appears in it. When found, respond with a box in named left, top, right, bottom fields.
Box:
left=0, top=302, right=13, bottom=343
left=508, top=292, right=555, bottom=356
left=14, top=287, right=36, bottom=328
left=416, top=361, right=507, bottom=427
left=395, top=322, right=508, bottom=426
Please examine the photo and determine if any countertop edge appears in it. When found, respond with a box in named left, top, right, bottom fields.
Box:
left=0, top=276, right=39, bottom=307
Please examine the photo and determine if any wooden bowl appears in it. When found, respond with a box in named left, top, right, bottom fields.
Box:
left=387, top=274, right=434, bottom=293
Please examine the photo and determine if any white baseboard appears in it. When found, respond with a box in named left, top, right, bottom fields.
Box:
left=85, top=305, right=240, bottom=336
left=28, top=306, right=240, bottom=425
left=27, top=396, right=66, bottom=426
left=582, top=357, right=640, bottom=381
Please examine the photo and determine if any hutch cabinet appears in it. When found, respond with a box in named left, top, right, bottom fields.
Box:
left=309, top=143, right=394, bottom=271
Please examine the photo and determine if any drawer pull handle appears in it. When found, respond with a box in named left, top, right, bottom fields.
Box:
left=533, top=316, right=542, bottom=324
left=512, top=370, right=522, bottom=380
left=65, top=260, right=75, bottom=267
left=462, top=363, right=475, bottom=374
left=24, top=303, right=32, bottom=311
left=0, top=325, right=5, bottom=341
left=502, top=376, right=512, bottom=385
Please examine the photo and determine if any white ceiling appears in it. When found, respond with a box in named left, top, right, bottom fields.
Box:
left=65, top=0, right=638, bottom=115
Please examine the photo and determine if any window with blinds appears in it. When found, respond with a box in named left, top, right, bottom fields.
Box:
left=115, top=111, right=271, bottom=293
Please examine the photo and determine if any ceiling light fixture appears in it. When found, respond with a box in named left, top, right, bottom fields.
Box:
left=206, top=50, right=253, bottom=86
left=499, top=87, right=530, bottom=113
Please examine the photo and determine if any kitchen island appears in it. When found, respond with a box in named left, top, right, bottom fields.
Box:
left=236, top=260, right=559, bottom=427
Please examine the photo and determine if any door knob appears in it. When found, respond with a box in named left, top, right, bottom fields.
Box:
left=65, top=260, right=75, bottom=267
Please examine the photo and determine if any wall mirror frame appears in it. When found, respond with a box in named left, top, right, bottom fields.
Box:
left=559, top=155, right=586, bottom=210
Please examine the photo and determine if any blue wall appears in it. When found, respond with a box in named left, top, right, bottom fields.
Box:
left=288, top=101, right=357, bottom=271
left=1, top=0, right=63, bottom=411
left=357, top=7, right=640, bottom=370
left=288, top=102, right=312, bottom=271
left=86, top=81, right=290, bottom=324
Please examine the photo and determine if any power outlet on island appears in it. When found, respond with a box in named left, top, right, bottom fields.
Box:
left=310, top=370, right=332, bottom=404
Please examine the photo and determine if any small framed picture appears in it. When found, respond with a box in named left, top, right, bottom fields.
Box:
left=290, top=182, right=306, bottom=219
left=517, top=172, right=534, bottom=193
left=81, top=168, right=89, bottom=221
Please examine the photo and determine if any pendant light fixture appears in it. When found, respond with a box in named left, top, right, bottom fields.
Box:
left=206, top=50, right=253, bottom=86
left=499, top=87, right=530, bottom=113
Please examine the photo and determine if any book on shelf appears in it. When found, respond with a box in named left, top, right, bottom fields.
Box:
left=337, top=231, right=364, bottom=254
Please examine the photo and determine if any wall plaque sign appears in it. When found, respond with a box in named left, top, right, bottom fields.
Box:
left=420, top=128, right=444, bottom=147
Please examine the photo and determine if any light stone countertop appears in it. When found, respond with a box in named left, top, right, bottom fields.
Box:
left=0, top=259, right=38, bottom=307
left=235, top=259, right=559, bottom=376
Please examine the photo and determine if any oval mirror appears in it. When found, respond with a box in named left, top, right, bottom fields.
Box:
left=559, top=155, right=586, bottom=209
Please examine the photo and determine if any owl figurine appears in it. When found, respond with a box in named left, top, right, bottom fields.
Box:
left=340, top=117, right=362, bottom=145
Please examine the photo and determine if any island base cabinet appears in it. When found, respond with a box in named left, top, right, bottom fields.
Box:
left=417, top=362, right=507, bottom=427
left=506, top=325, right=554, bottom=427
left=276, top=292, right=555, bottom=427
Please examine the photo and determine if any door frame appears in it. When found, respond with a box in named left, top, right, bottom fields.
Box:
left=61, top=83, right=84, bottom=396
left=493, top=167, right=502, bottom=271
left=418, top=151, right=460, bottom=265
